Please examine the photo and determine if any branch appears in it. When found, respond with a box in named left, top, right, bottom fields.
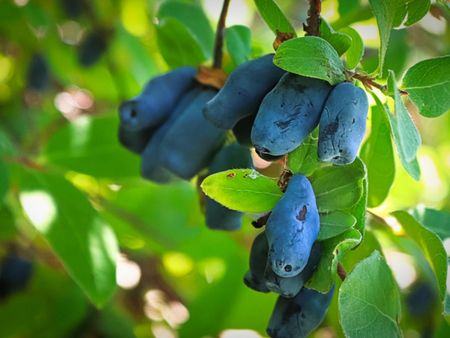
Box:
left=212, top=0, right=231, bottom=69
left=346, top=70, right=409, bottom=96
left=303, top=0, right=322, bottom=36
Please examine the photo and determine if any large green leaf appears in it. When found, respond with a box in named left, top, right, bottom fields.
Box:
left=307, top=229, right=362, bottom=292
left=225, top=25, right=252, bottom=67
left=340, top=26, right=364, bottom=69
left=201, top=169, right=282, bottom=213
left=318, top=211, right=357, bottom=241
left=17, top=167, right=119, bottom=307
left=44, top=115, right=140, bottom=179
left=360, top=105, right=395, bottom=207
left=402, top=56, right=450, bottom=117
left=310, top=158, right=366, bottom=212
left=392, top=210, right=447, bottom=300
left=411, top=207, right=450, bottom=240
left=339, top=251, right=402, bottom=338
left=253, top=0, right=296, bottom=36
left=155, top=17, right=206, bottom=68
left=274, top=36, right=346, bottom=85
left=157, top=0, right=214, bottom=59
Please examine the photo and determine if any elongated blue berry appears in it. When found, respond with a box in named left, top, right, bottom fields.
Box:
left=243, top=231, right=270, bottom=293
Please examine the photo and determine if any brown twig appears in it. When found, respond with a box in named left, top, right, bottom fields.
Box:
left=212, top=0, right=231, bottom=69
left=337, top=263, right=347, bottom=281
left=303, top=0, right=322, bottom=36
left=346, top=70, right=408, bottom=96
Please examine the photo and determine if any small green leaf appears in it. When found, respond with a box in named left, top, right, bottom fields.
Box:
left=307, top=229, right=362, bottom=292
left=403, top=0, right=431, bottom=26
left=310, top=158, right=366, bottom=212
left=155, top=17, right=206, bottom=68
left=253, top=0, right=296, bottom=36
left=157, top=1, right=214, bottom=59
left=17, top=168, right=119, bottom=307
left=361, top=104, right=395, bottom=208
left=201, top=169, right=282, bottom=213
left=274, top=36, right=346, bottom=85
left=318, top=211, right=357, bottom=241
left=340, top=26, right=364, bottom=69
left=402, top=56, right=450, bottom=117
left=392, top=210, right=447, bottom=300
left=320, top=19, right=352, bottom=56
left=287, top=132, right=320, bottom=176
left=225, top=25, right=252, bottom=66
left=411, top=207, right=450, bottom=240
left=339, top=251, right=402, bottom=338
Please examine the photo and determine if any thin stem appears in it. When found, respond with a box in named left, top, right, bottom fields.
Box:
left=346, top=70, right=409, bottom=96
left=303, top=0, right=322, bottom=36
left=213, top=0, right=231, bottom=69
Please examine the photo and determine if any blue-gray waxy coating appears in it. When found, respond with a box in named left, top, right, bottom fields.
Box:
left=141, top=88, right=202, bottom=183
left=318, top=82, right=369, bottom=165
left=119, top=67, right=197, bottom=131
left=159, top=88, right=226, bottom=180
left=264, top=243, right=321, bottom=298
left=118, top=125, right=155, bottom=155
left=243, top=231, right=270, bottom=293
left=251, top=73, right=332, bottom=157
left=205, top=143, right=253, bottom=231
left=266, top=286, right=335, bottom=338
left=266, top=174, right=320, bottom=278
left=203, top=54, right=285, bottom=129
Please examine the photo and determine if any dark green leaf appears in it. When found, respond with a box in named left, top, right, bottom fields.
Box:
left=17, top=167, right=118, bottom=306
left=392, top=211, right=447, bottom=300
left=402, top=56, right=450, bottom=117
left=155, top=17, right=206, bottom=68
left=339, top=251, right=402, bottom=338
left=402, top=0, right=431, bottom=26
left=201, top=169, right=282, bottom=213
left=307, top=229, right=362, bottom=292
left=287, top=132, right=320, bottom=176
left=157, top=1, right=214, bottom=59
left=411, top=207, right=450, bottom=240
left=318, top=211, right=357, bottom=241
left=253, top=0, right=296, bottom=35
left=225, top=25, right=252, bottom=66
left=45, top=115, right=140, bottom=178
left=320, top=20, right=352, bottom=56
left=361, top=104, right=395, bottom=208
left=310, top=158, right=366, bottom=212
left=340, top=27, right=364, bottom=69
left=274, top=36, right=346, bottom=85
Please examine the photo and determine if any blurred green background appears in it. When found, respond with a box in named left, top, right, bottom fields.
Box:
left=0, top=0, right=449, bottom=337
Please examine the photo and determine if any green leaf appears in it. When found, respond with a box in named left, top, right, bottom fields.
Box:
left=17, top=168, right=119, bottom=307
left=351, top=175, right=368, bottom=235
left=339, top=251, right=402, bottom=338
left=0, top=157, right=8, bottom=203
left=411, top=207, right=450, bottom=240
left=310, top=158, right=366, bottom=212
left=360, top=104, right=395, bottom=208
left=382, top=29, right=409, bottom=79
left=318, top=211, right=357, bottom=241
left=307, top=229, right=362, bottom=292
left=392, top=210, right=448, bottom=300
left=368, top=0, right=401, bottom=76
left=253, top=0, right=296, bottom=36
left=225, top=25, right=252, bottom=67
left=340, top=26, right=364, bottom=69
left=402, top=56, right=450, bottom=117
left=0, top=205, right=16, bottom=240
left=157, top=0, right=214, bottom=59
left=320, top=19, right=352, bottom=56
left=338, top=0, right=360, bottom=17
left=401, top=0, right=431, bottom=26
left=45, top=115, right=140, bottom=179
left=287, top=132, right=320, bottom=176
left=201, top=169, right=282, bottom=213
left=155, top=17, right=206, bottom=68
left=274, top=36, right=346, bottom=85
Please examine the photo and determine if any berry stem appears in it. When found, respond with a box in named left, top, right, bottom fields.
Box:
left=346, top=70, right=409, bottom=96
left=303, top=0, right=322, bottom=36
left=213, top=0, right=231, bottom=69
